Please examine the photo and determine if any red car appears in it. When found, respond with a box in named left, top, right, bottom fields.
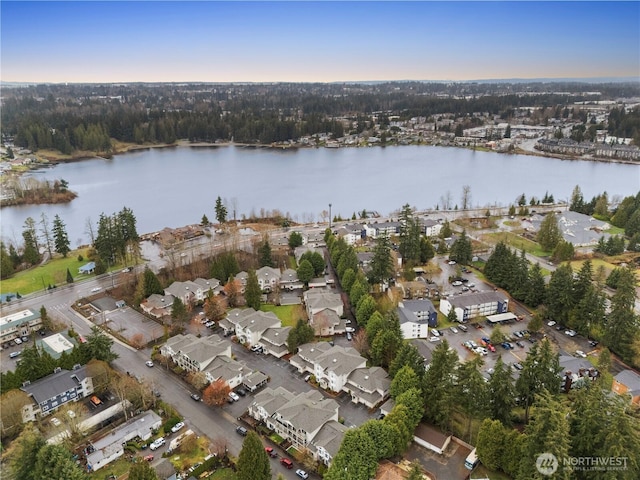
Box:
left=265, top=447, right=278, bottom=458
left=280, top=458, right=293, bottom=469
left=487, top=344, right=496, bottom=353
left=144, top=454, right=154, bottom=462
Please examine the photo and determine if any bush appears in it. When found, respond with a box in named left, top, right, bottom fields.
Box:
left=78, top=254, right=84, bottom=261
left=163, top=416, right=181, bottom=433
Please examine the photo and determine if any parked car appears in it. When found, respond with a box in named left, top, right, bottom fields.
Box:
left=304, top=373, right=312, bottom=382
left=565, top=330, right=577, bottom=337
left=458, top=324, right=468, bottom=332
left=588, top=340, right=599, bottom=347
left=171, top=422, right=185, bottom=433
left=547, top=320, right=556, bottom=327
left=575, top=350, right=587, bottom=358
left=346, top=332, right=353, bottom=341
left=516, top=341, right=525, bottom=348
left=91, top=287, right=102, bottom=292
left=280, top=458, right=293, bottom=469
left=235, top=426, right=248, bottom=436
left=145, top=360, right=154, bottom=367
left=296, top=469, right=309, bottom=479
left=448, top=260, right=456, bottom=265
left=149, top=437, right=165, bottom=451
left=236, top=388, right=247, bottom=397
left=228, top=392, right=240, bottom=402
left=513, top=362, right=523, bottom=370
left=429, top=336, right=440, bottom=342
left=430, top=329, right=440, bottom=337
left=251, top=345, right=263, bottom=353
left=265, top=447, right=278, bottom=458
left=450, top=327, right=459, bottom=334
left=190, top=393, right=201, bottom=401
left=14, top=338, right=22, bottom=345
left=345, top=327, right=355, bottom=333
left=144, top=454, right=154, bottom=462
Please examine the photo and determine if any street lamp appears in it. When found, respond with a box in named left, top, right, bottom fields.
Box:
left=329, top=203, right=332, bottom=229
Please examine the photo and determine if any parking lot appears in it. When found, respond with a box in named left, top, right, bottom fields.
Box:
left=224, top=337, right=375, bottom=427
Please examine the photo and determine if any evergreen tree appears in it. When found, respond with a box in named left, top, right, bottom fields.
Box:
left=52, top=214, right=70, bottom=257
left=142, top=267, right=164, bottom=296
left=288, top=231, right=303, bottom=249
left=0, top=242, right=15, bottom=279
left=84, top=326, right=118, bottom=363
left=258, top=239, right=274, bottom=267
left=244, top=270, right=261, bottom=310
left=287, top=319, right=315, bottom=353
left=128, top=461, right=159, bottom=480
left=398, top=204, right=422, bottom=264
left=7, top=424, right=46, bottom=480
left=389, top=342, right=425, bottom=380
left=341, top=268, right=356, bottom=293
left=536, top=213, right=561, bottom=251
left=449, top=230, right=472, bottom=265
left=487, top=356, right=515, bottom=426
left=355, top=295, right=377, bottom=327
left=604, top=267, right=638, bottom=362
left=569, top=184, right=585, bottom=212
left=210, top=251, right=240, bottom=283
left=525, top=263, right=546, bottom=307
left=66, top=268, right=74, bottom=283
left=236, top=431, right=271, bottom=480
left=296, top=259, right=315, bottom=284
left=423, top=340, right=458, bottom=430
left=324, top=428, right=378, bottom=480
left=368, top=235, right=394, bottom=286
left=390, top=365, right=421, bottom=399
left=477, top=419, right=507, bottom=471
left=546, top=265, right=575, bottom=325
left=456, top=356, right=488, bottom=440
left=300, top=250, right=325, bottom=276
left=22, top=217, right=41, bottom=265
left=201, top=214, right=210, bottom=226
left=214, top=196, right=227, bottom=224
left=171, top=297, right=189, bottom=324
left=519, top=391, right=571, bottom=480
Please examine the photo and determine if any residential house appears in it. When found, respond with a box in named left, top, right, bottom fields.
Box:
left=259, top=326, right=292, bottom=358
left=308, top=420, right=348, bottom=466
left=409, top=339, right=437, bottom=368
left=256, top=266, right=281, bottom=292
left=310, top=309, right=345, bottom=336
left=419, top=218, right=442, bottom=238
left=290, top=343, right=366, bottom=393
left=335, top=224, right=364, bottom=245
left=203, top=355, right=245, bottom=388
left=78, top=262, right=96, bottom=274
left=249, top=387, right=339, bottom=451
left=223, top=308, right=282, bottom=346
left=397, top=300, right=438, bottom=339
left=363, top=221, right=400, bottom=239
left=439, top=292, right=509, bottom=323
left=1, top=308, right=42, bottom=344
left=242, top=371, right=269, bottom=393
left=160, top=333, right=231, bottom=373
left=280, top=269, right=303, bottom=291
left=612, top=370, right=640, bottom=405
left=235, top=271, right=249, bottom=292
left=21, top=366, right=94, bottom=422
left=304, top=289, right=343, bottom=319
left=413, top=423, right=452, bottom=455
left=140, top=294, right=174, bottom=318
left=344, top=366, right=390, bottom=408
left=86, top=411, right=162, bottom=471
left=164, top=279, right=217, bottom=305
left=559, top=355, right=599, bottom=391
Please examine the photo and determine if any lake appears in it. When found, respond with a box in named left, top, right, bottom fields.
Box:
left=1, top=145, right=638, bottom=247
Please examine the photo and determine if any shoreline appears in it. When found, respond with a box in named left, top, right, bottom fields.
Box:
left=31, top=140, right=640, bottom=167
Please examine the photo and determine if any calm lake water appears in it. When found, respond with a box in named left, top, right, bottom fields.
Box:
left=2, top=145, right=639, bottom=247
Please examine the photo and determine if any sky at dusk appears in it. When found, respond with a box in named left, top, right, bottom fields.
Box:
left=1, top=1, right=639, bottom=83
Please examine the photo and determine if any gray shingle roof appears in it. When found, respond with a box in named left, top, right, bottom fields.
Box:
left=21, top=367, right=89, bottom=404
left=615, top=369, right=640, bottom=392
left=447, top=291, right=508, bottom=308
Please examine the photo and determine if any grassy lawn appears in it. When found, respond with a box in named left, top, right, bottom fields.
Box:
left=567, top=258, right=617, bottom=275
left=260, top=304, right=306, bottom=327
left=88, top=456, right=132, bottom=478
left=206, top=468, right=238, bottom=480
left=607, top=225, right=625, bottom=235
left=169, top=436, right=211, bottom=473
left=481, top=232, right=550, bottom=257
left=1, top=248, right=93, bottom=295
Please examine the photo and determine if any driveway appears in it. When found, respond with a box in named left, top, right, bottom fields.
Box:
left=406, top=440, right=471, bottom=480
